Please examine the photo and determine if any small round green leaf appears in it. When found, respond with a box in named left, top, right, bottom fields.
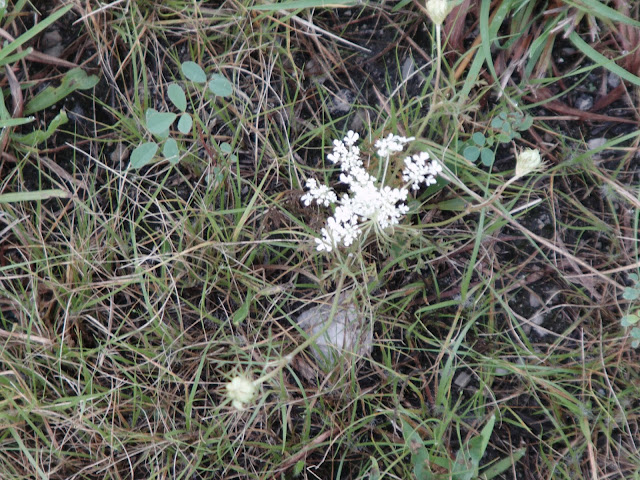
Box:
left=623, top=287, right=640, bottom=300
left=517, top=115, right=534, bottom=131
left=472, top=132, right=485, bottom=147
left=496, top=132, right=512, bottom=143
left=208, top=74, right=233, bottom=97
left=220, top=142, right=232, bottom=154
left=168, top=83, right=187, bottom=111
left=622, top=313, right=640, bottom=327
left=177, top=113, right=193, bottom=134
left=163, top=138, right=180, bottom=165
left=130, top=142, right=158, bottom=169
left=463, top=145, right=480, bottom=162
left=146, top=109, right=177, bottom=135
left=181, top=61, right=207, bottom=83
left=480, top=148, right=495, bottom=167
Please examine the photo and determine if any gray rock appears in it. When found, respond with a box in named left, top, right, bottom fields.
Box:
left=297, top=292, right=372, bottom=368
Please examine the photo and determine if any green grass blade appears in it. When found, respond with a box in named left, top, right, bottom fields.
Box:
left=0, top=4, right=73, bottom=64
left=0, top=116, right=34, bottom=128
left=0, top=189, right=69, bottom=203
left=247, top=0, right=360, bottom=10
left=568, top=31, right=640, bottom=88
left=567, top=0, right=640, bottom=28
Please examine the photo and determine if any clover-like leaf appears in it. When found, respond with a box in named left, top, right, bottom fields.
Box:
left=181, top=61, right=207, bottom=83
left=146, top=109, right=177, bottom=135
left=621, top=313, right=640, bottom=327
left=163, top=138, right=180, bottom=165
left=623, top=287, right=640, bottom=301
left=130, top=142, right=158, bottom=169
left=463, top=145, right=480, bottom=162
left=177, top=113, right=193, bottom=134
left=472, top=132, right=485, bottom=147
left=168, top=83, right=187, bottom=111
left=208, top=73, right=233, bottom=97
left=480, top=148, right=495, bottom=167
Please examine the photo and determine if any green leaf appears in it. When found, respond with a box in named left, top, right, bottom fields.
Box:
left=568, top=31, right=640, bottom=88
left=621, top=313, right=640, bottom=327
left=453, top=415, right=495, bottom=480
left=490, top=117, right=504, bottom=129
left=472, top=132, right=485, bottom=147
left=622, top=287, right=640, bottom=301
left=483, top=447, right=526, bottom=478
left=401, top=419, right=432, bottom=480
left=574, top=0, right=640, bottom=28
left=168, top=83, right=187, bottom=111
left=463, top=145, right=480, bottom=162
left=24, top=68, right=99, bottom=115
left=146, top=109, right=177, bottom=135
left=220, top=142, right=233, bottom=154
left=11, top=111, right=68, bottom=146
left=496, top=132, right=512, bottom=143
left=181, top=61, right=207, bottom=83
left=232, top=292, right=252, bottom=325
left=368, top=457, right=381, bottom=480
left=0, top=4, right=73, bottom=66
left=516, top=114, right=534, bottom=131
left=130, top=142, right=158, bottom=169
left=293, top=461, right=305, bottom=476
left=0, top=189, right=69, bottom=203
left=480, top=148, right=495, bottom=167
left=177, top=113, right=192, bottom=134
left=163, top=138, right=180, bottom=165
left=0, top=116, right=35, bottom=128
left=208, top=74, right=233, bottom=97
left=247, top=0, right=358, bottom=10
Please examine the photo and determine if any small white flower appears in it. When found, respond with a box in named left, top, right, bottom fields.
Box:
left=403, top=152, right=442, bottom=189
left=374, top=133, right=414, bottom=158
left=301, top=178, right=337, bottom=207
left=514, top=148, right=545, bottom=179
left=425, top=0, right=454, bottom=26
left=226, top=376, right=257, bottom=410
left=343, top=130, right=360, bottom=146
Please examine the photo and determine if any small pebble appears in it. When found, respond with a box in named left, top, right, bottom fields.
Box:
left=587, top=137, right=607, bottom=150
left=454, top=371, right=472, bottom=388
left=607, top=72, right=621, bottom=89
left=42, top=30, right=64, bottom=58
left=329, top=89, right=355, bottom=114
left=575, top=95, right=593, bottom=111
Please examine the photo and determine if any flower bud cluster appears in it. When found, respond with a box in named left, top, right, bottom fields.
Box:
left=301, top=131, right=442, bottom=252
left=226, top=376, right=257, bottom=410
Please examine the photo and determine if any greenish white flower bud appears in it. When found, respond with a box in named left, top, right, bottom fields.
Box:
left=226, top=376, right=256, bottom=410
left=425, top=0, right=454, bottom=26
left=515, top=148, right=545, bottom=179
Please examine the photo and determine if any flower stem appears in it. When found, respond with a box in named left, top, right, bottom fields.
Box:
left=417, top=24, right=444, bottom=138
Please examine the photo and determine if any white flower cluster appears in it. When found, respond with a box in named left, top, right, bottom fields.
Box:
left=403, top=151, right=443, bottom=190
left=301, top=131, right=442, bottom=252
left=226, top=376, right=257, bottom=410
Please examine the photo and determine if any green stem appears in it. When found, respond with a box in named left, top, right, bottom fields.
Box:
left=417, top=24, right=443, bottom=138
